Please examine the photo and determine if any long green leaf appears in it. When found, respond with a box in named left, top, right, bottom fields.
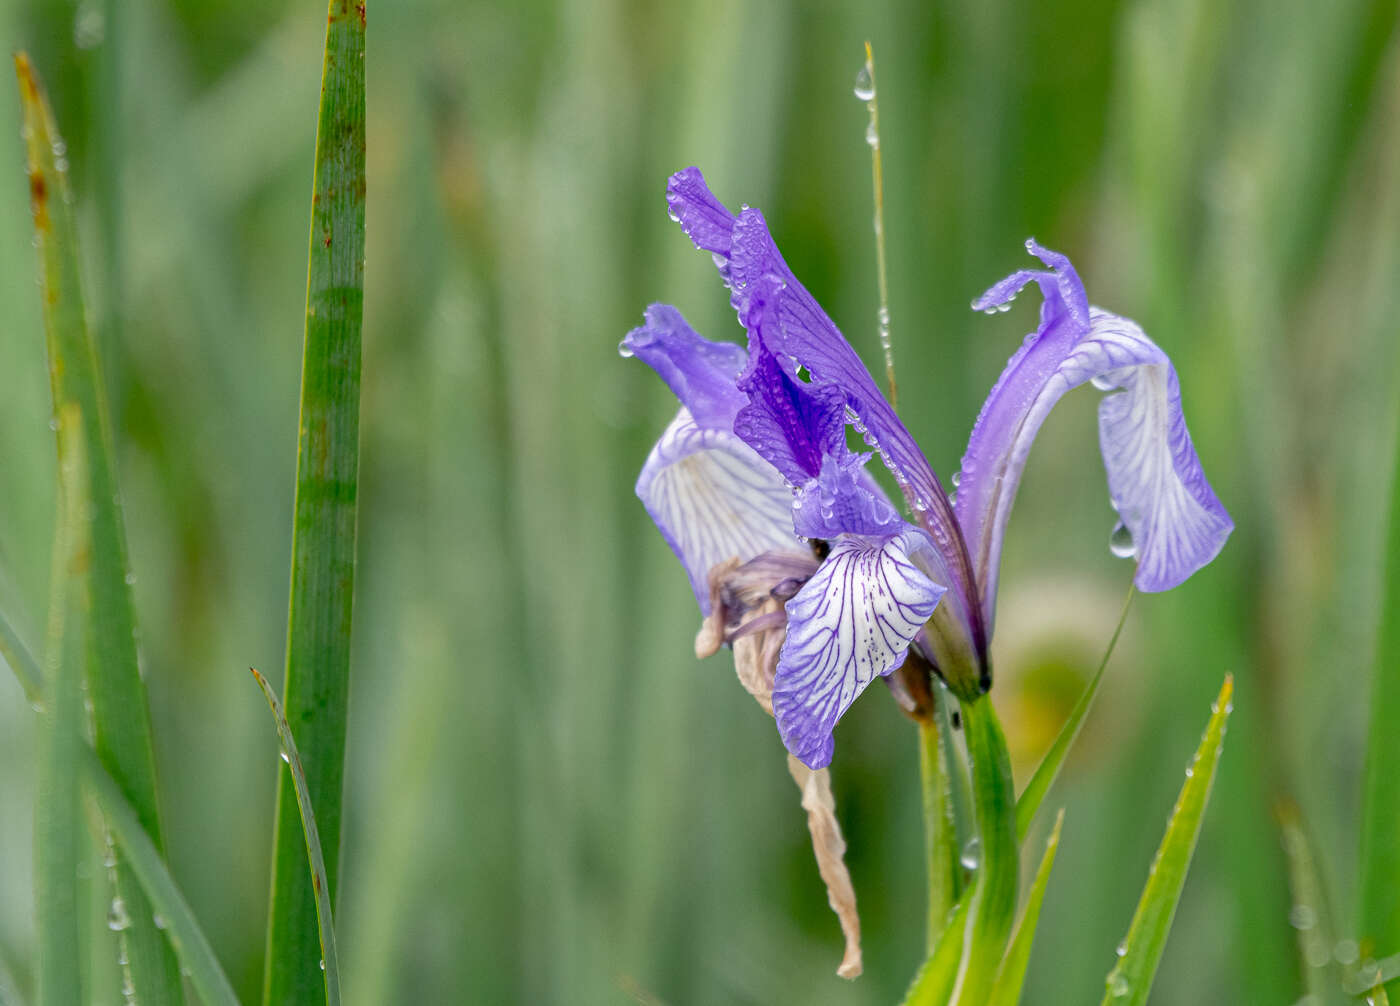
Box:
left=262, top=3, right=366, bottom=1004
left=1015, top=586, right=1133, bottom=843
left=951, top=695, right=1019, bottom=1006
left=987, top=809, right=1065, bottom=1006
left=0, top=606, right=44, bottom=709
left=903, top=696, right=1018, bottom=1006
left=1361, top=353, right=1400, bottom=998
left=919, top=714, right=960, bottom=953
left=35, top=404, right=87, bottom=1006
left=14, top=53, right=182, bottom=1006
left=82, top=746, right=242, bottom=1006
left=253, top=669, right=340, bottom=1006
left=1277, top=802, right=1343, bottom=1005
left=1102, top=675, right=1234, bottom=1006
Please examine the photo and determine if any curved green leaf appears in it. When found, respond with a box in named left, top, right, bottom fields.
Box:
left=1102, top=675, right=1233, bottom=1006
left=988, top=809, right=1065, bottom=1006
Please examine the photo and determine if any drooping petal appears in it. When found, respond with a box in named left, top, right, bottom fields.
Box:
left=956, top=242, right=1232, bottom=625
left=637, top=409, right=799, bottom=613
left=772, top=531, right=946, bottom=769
left=1090, top=311, right=1234, bottom=590
left=621, top=303, right=748, bottom=431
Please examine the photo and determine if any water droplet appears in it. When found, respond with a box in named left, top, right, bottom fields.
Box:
left=616, top=339, right=634, bottom=358
left=279, top=749, right=291, bottom=764
left=153, top=913, right=168, bottom=930
left=123, top=571, right=136, bottom=586
left=107, top=896, right=130, bottom=931
left=319, top=959, right=326, bottom=971
left=1288, top=904, right=1317, bottom=930
left=47, top=417, right=58, bottom=431
left=666, top=208, right=680, bottom=223
left=878, top=306, right=890, bottom=327
left=1108, top=973, right=1130, bottom=998
left=951, top=471, right=961, bottom=488
left=1109, top=522, right=1136, bottom=559
left=959, top=837, right=981, bottom=871
left=1115, top=940, right=1127, bottom=957
left=1334, top=939, right=1359, bottom=965
left=865, top=121, right=879, bottom=148
left=853, top=65, right=875, bottom=101
left=1091, top=374, right=1117, bottom=391
left=103, top=849, right=117, bottom=868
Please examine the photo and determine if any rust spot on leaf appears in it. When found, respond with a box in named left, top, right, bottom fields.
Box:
left=28, top=171, right=50, bottom=231
left=323, top=231, right=332, bottom=248
left=313, top=871, right=323, bottom=892
left=355, top=2, right=366, bottom=28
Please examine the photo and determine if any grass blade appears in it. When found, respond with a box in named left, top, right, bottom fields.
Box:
left=1102, top=675, right=1234, bottom=1006
left=81, top=746, right=243, bottom=1006
left=1015, top=586, right=1133, bottom=844
left=261, top=3, right=365, bottom=1003
left=35, top=404, right=88, bottom=1006
left=253, top=669, right=340, bottom=1006
left=987, top=809, right=1065, bottom=1006
left=14, top=53, right=182, bottom=1006
left=1360, top=370, right=1400, bottom=997
left=0, top=605, right=44, bottom=710
left=1277, top=802, right=1343, bottom=1006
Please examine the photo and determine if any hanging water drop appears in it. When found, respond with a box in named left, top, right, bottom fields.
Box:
left=951, top=471, right=961, bottom=488
left=959, top=837, right=981, bottom=871
left=107, top=896, right=131, bottom=931
left=279, top=749, right=292, bottom=765
left=1109, top=522, right=1137, bottom=559
left=853, top=65, right=875, bottom=102
left=1115, top=939, right=1127, bottom=957
left=1108, top=973, right=1131, bottom=998
left=865, top=121, right=879, bottom=148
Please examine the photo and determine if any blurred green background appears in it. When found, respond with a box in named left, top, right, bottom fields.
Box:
left=0, top=0, right=1397, bottom=1002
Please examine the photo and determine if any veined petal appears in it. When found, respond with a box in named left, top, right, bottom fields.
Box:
left=638, top=409, right=800, bottom=613
left=956, top=242, right=1231, bottom=624
left=621, top=303, right=747, bottom=430
left=773, top=531, right=946, bottom=769
left=1090, top=310, right=1233, bottom=591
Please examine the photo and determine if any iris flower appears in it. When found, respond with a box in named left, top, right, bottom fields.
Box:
left=623, top=167, right=1232, bottom=773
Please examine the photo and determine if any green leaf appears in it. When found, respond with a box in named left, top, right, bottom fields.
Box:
left=81, top=747, right=242, bottom=1006
left=988, top=809, right=1065, bottom=1006
left=919, top=713, right=960, bottom=953
left=1360, top=362, right=1400, bottom=998
left=1277, top=802, right=1343, bottom=1005
left=14, top=53, right=183, bottom=1006
left=35, top=404, right=88, bottom=1006
left=902, top=695, right=1019, bottom=1006
left=261, top=3, right=365, bottom=1004
left=0, top=605, right=44, bottom=709
left=1016, top=586, right=1134, bottom=844
left=1101, top=675, right=1234, bottom=1006
left=253, top=669, right=340, bottom=1006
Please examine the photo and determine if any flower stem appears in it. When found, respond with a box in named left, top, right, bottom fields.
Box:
left=919, top=717, right=957, bottom=953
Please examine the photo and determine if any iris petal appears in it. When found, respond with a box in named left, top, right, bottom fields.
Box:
left=637, top=409, right=799, bottom=614
left=773, top=531, right=946, bottom=769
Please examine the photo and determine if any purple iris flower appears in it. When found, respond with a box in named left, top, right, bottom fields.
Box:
left=623, top=167, right=1232, bottom=770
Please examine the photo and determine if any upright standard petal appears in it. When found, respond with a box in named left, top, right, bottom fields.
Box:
left=956, top=242, right=1232, bottom=626
left=637, top=409, right=800, bottom=614
left=772, top=531, right=946, bottom=769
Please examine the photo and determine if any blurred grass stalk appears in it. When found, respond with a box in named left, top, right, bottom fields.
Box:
left=1359, top=345, right=1400, bottom=996
left=15, top=52, right=183, bottom=1006
left=261, top=1, right=365, bottom=1003
left=35, top=405, right=88, bottom=1006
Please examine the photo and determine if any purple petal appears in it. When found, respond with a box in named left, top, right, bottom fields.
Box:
left=1089, top=311, right=1233, bottom=590
left=621, top=304, right=748, bottom=431
left=733, top=336, right=849, bottom=484
left=667, top=167, right=736, bottom=258
left=956, top=244, right=1231, bottom=625
left=637, top=409, right=800, bottom=614
left=772, top=530, right=946, bottom=768
left=791, top=454, right=905, bottom=541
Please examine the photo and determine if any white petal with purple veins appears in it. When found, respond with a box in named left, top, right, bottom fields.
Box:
left=638, top=408, right=800, bottom=613
left=773, top=531, right=945, bottom=769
